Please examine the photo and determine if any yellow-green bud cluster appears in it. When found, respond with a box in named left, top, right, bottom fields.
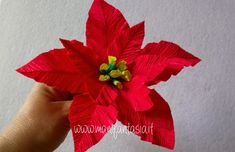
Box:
left=99, top=56, right=132, bottom=89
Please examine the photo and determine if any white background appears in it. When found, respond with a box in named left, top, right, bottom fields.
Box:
left=0, top=0, right=234, bottom=152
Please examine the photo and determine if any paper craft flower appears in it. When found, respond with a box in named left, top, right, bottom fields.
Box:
left=16, top=0, right=201, bottom=151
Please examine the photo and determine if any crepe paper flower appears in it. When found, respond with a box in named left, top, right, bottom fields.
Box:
left=16, top=0, right=201, bottom=151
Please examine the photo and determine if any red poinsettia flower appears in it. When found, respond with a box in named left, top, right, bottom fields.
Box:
left=16, top=0, right=201, bottom=152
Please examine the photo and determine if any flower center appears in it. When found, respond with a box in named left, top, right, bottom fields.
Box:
left=98, top=56, right=132, bottom=89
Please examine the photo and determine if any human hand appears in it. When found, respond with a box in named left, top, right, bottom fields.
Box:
left=0, top=83, right=72, bottom=152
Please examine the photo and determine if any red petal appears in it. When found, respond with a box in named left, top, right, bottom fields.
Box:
left=117, top=90, right=175, bottom=149
left=86, top=0, right=129, bottom=61
left=95, top=84, right=118, bottom=106
left=16, top=48, right=88, bottom=93
left=69, top=94, right=118, bottom=152
left=59, top=38, right=100, bottom=68
left=121, top=76, right=153, bottom=111
left=133, top=41, right=201, bottom=85
left=17, top=38, right=117, bottom=105
left=119, top=21, right=145, bottom=63
left=108, top=21, right=145, bottom=63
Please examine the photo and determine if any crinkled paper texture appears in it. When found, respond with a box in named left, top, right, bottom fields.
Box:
left=17, top=0, right=201, bottom=151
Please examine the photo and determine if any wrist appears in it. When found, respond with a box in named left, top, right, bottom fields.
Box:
left=0, top=120, right=32, bottom=152
left=0, top=114, right=52, bottom=152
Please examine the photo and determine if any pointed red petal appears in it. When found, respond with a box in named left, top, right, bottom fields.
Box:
left=121, top=76, right=153, bottom=111
left=119, top=21, right=145, bottom=63
left=133, top=41, right=201, bottom=85
left=108, top=21, right=145, bottom=63
left=117, top=90, right=175, bottom=149
left=69, top=94, right=118, bottom=152
left=86, top=0, right=129, bottom=61
left=59, top=38, right=100, bottom=69
left=16, top=48, right=87, bottom=93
